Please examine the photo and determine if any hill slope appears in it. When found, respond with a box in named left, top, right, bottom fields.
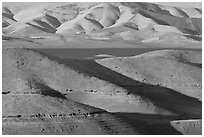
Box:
left=3, top=48, right=175, bottom=115
left=96, top=50, right=202, bottom=101
left=2, top=48, right=202, bottom=134
left=2, top=2, right=202, bottom=46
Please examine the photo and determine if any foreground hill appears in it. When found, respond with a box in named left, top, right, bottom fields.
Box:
left=2, top=2, right=202, bottom=47
left=2, top=47, right=154, bottom=135
left=96, top=50, right=202, bottom=101
left=2, top=48, right=202, bottom=134
left=3, top=48, right=174, bottom=115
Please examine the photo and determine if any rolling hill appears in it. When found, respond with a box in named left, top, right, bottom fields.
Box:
left=2, top=47, right=202, bottom=134
left=2, top=2, right=202, bottom=46
left=2, top=2, right=202, bottom=135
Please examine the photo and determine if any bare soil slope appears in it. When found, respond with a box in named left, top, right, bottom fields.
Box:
left=3, top=48, right=174, bottom=115
left=2, top=48, right=202, bottom=134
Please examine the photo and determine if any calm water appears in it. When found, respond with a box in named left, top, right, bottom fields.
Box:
left=33, top=48, right=201, bottom=59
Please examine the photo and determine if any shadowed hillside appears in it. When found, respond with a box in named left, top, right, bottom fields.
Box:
left=2, top=47, right=202, bottom=134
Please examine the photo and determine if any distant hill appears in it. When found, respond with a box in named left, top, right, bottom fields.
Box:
left=2, top=2, right=202, bottom=45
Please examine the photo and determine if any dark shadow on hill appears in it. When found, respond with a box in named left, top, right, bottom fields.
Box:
left=131, top=7, right=201, bottom=35
left=175, top=7, right=189, bottom=18
left=181, top=28, right=200, bottom=35
left=195, top=8, right=202, bottom=14
left=26, top=79, right=67, bottom=99
left=2, top=13, right=17, bottom=22
left=184, top=35, right=202, bottom=41
left=121, top=2, right=172, bottom=16
left=185, top=62, right=202, bottom=68
left=113, top=112, right=182, bottom=135
left=39, top=85, right=67, bottom=99
left=44, top=14, right=61, bottom=28
left=32, top=49, right=202, bottom=119
left=138, top=9, right=171, bottom=26
left=26, top=22, right=56, bottom=33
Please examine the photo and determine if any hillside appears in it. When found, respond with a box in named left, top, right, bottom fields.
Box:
left=2, top=2, right=202, bottom=135
left=3, top=48, right=176, bottom=115
left=96, top=50, right=202, bottom=101
left=2, top=48, right=202, bottom=134
left=2, top=2, right=202, bottom=47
